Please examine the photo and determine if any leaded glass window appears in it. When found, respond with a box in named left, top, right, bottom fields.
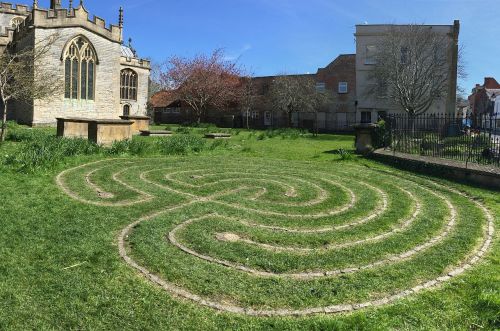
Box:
left=63, top=36, right=97, bottom=100
left=120, top=69, right=138, bottom=101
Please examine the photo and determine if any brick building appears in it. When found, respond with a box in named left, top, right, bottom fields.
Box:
left=151, top=54, right=357, bottom=131
left=469, top=77, right=500, bottom=116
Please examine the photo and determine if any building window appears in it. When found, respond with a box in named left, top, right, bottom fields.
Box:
left=63, top=36, right=97, bottom=100
left=251, top=111, right=259, bottom=119
left=361, top=111, right=372, bottom=123
left=120, top=69, right=138, bottom=101
left=316, top=82, right=326, bottom=92
left=338, top=82, right=348, bottom=94
left=365, top=45, right=377, bottom=65
left=11, top=17, right=24, bottom=29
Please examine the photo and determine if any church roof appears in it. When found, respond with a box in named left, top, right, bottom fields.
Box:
left=121, top=45, right=136, bottom=58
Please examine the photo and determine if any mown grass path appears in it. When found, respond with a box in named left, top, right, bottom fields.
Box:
left=55, top=157, right=495, bottom=317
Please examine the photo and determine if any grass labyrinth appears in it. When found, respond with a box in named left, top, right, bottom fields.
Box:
left=57, top=157, right=494, bottom=317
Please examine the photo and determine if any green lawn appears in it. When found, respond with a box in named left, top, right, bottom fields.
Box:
left=0, top=126, right=498, bottom=330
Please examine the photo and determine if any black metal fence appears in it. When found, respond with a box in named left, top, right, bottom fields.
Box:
left=385, top=113, right=500, bottom=167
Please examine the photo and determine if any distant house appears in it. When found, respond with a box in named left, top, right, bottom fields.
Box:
left=150, top=54, right=357, bottom=131
left=248, top=54, right=357, bottom=131
left=150, top=90, right=184, bottom=124
left=469, top=77, right=500, bottom=117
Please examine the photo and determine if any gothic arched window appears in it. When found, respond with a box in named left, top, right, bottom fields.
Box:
left=120, top=69, right=138, bottom=101
left=63, top=36, right=97, bottom=100
left=11, top=17, right=25, bottom=29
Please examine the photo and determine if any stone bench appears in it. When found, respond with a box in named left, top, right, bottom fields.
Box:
left=140, top=130, right=173, bottom=137
left=204, top=133, right=232, bottom=139
left=57, top=117, right=134, bottom=146
left=120, top=115, right=150, bottom=134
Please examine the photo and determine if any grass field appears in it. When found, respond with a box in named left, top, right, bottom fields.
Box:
left=0, top=126, right=498, bottom=330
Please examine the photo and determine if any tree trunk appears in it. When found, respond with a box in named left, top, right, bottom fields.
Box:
left=314, top=111, right=318, bottom=136
left=287, top=111, right=292, bottom=128
left=0, top=101, right=7, bottom=143
left=196, top=109, right=202, bottom=124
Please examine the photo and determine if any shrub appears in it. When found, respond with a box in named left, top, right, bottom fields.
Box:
left=106, top=139, right=148, bottom=156
left=337, top=148, right=353, bottom=161
left=5, top=121, right=54, bottom=142
left=3, top=135, right=101, bottom=173
left=176, top=127, right=192, bottom=134
left=265, top=128, right=306, bottom=139
left=156, top=135, right=206, bottom=155
left=257, top=133, right=267, bottom=141
left=208, top=139, right=229, bottom=151
left=372, top=120, right=390, bottom=149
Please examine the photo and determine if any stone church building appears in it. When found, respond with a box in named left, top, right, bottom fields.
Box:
left=0, top=0, right=150, bottom=126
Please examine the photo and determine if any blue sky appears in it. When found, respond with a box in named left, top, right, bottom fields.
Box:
left=65, top=0, right=498, bottom=95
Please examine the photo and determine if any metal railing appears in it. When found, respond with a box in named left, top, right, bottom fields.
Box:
left=385, top=113, right=500, bottom=168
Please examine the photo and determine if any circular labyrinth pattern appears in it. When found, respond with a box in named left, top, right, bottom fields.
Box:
left=56, top=158, right=494, bottom=317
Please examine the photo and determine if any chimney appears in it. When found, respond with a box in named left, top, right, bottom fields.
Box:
left=50, top=0, right=62, bottom=9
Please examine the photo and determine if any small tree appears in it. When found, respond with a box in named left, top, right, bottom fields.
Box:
left=0, top=33, right=61, bottom=142
left=160, top=49, right=244, bottom=124
left=269, top=75, right=329, bottom=128
left=367, top=24, right=462, bottom=117
left=239, top=76, right=257, bottom=129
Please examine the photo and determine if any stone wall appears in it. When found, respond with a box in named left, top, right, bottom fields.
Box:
left=30, top=27, right=122, bottom=125
left=119, top=58, right=150, bottom=117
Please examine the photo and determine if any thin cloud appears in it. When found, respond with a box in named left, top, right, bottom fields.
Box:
left=224, top=44, right=253, bottom=61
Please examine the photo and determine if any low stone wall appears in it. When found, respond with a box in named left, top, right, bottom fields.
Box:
left=372, top=149, right=500, bottom=190
left=57, top=117, right=133, bottom=146
left=120, top=115, right=150, bottom=134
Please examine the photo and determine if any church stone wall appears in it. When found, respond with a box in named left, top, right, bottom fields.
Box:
left=33, top=27, right=122, bottom=125
left=120, top=59, right=150, bottom=117
left=8, top=28, right=34, bottom=124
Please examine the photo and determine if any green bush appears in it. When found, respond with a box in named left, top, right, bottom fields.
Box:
left=208, top=139, right=229, bottom=151
left=106, top=139, right=148, bottom=156
left=372, top=120, right=390, bottom=149
left=256, top=133, right=267, bottom=141
left=156, top=135, right=206, bottom=155
left=337, top=148, right=353, bottom=161
left=3, top=135, right=101, bottom=173
left=265, top=128, right=306, bottom=139
left=4, top=121, right=54, bottom=142
left=188, top=122, right=217, bottom=129
left=176, top=127, right=192, bottom=134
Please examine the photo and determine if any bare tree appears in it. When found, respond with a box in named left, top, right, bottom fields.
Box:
left=269, top=75, right=329, bottom=128
left=239, top=76, right=257, bottom=129
left=366, top=25, right=463, bottom=117
left=0, top=33, right=61, bottom=142
left=160, top=49, right=244, bottom=124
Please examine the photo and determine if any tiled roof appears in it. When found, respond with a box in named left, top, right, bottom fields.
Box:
left=150, top=90, right=178, bottom=108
